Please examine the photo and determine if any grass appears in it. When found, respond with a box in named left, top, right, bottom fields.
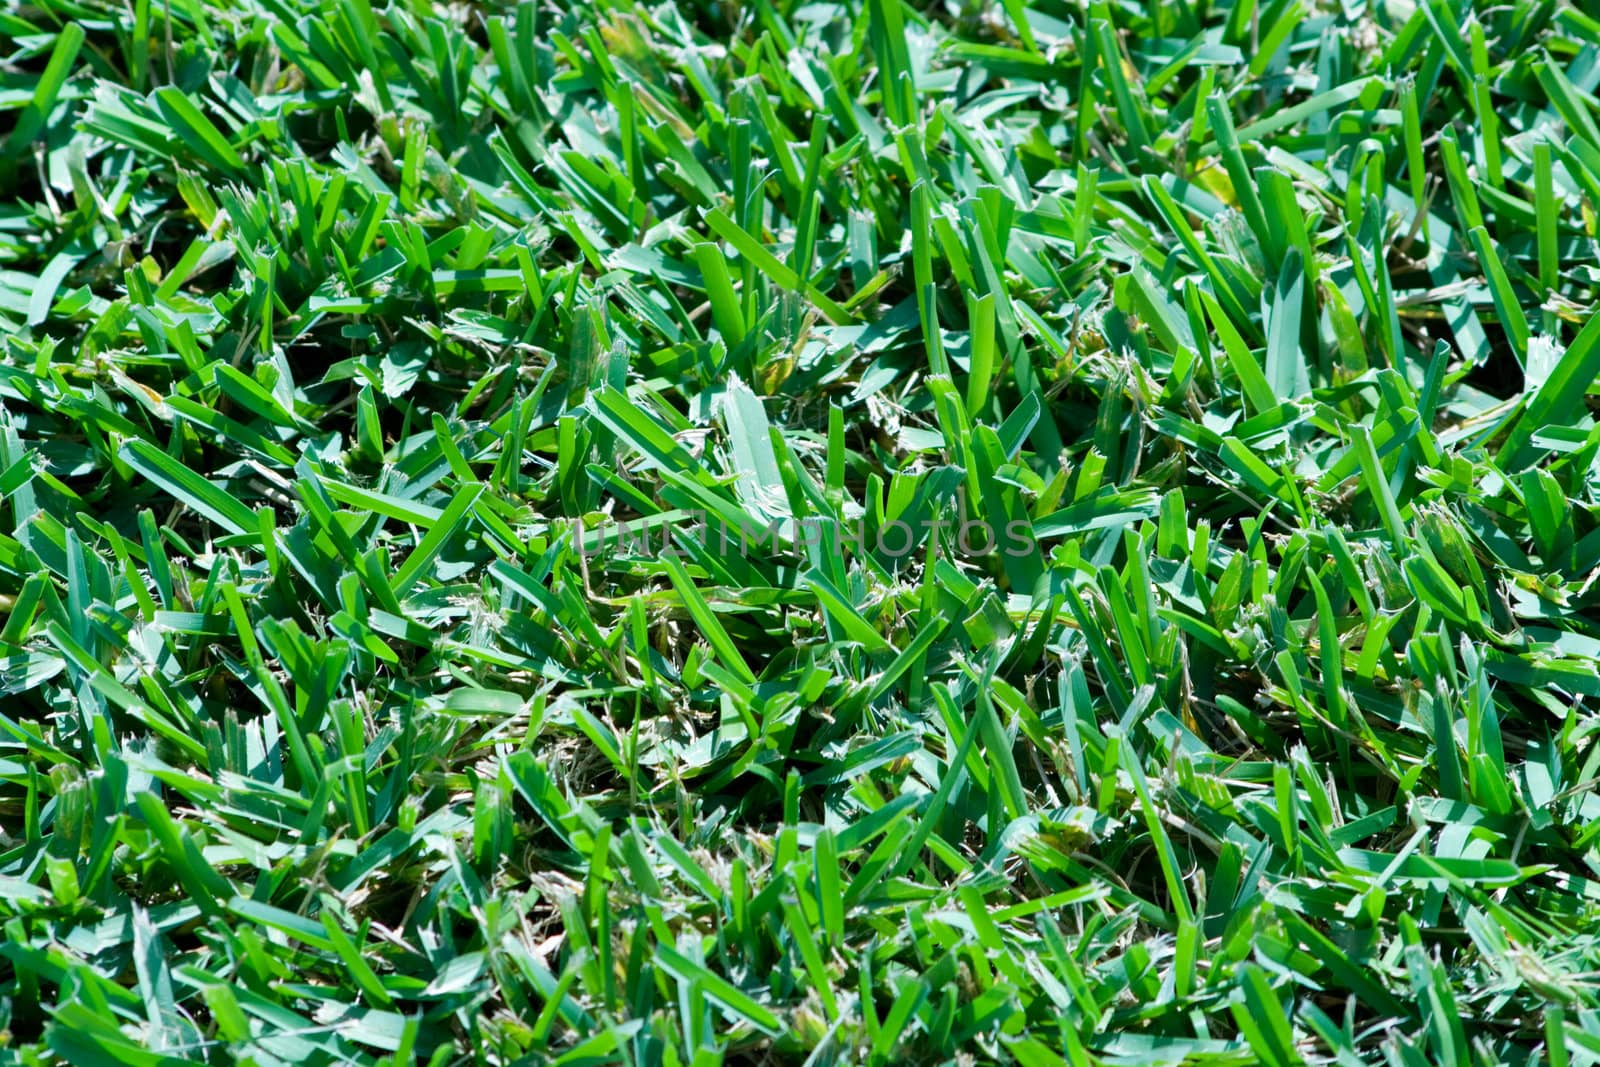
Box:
left=4, top=0, right=1600, bottom=1062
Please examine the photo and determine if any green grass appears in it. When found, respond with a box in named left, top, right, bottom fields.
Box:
left=5, top=0, right=1600, bottom=1062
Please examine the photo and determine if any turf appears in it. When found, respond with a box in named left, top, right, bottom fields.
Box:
left=4, top=0, right=1600, bottom=1063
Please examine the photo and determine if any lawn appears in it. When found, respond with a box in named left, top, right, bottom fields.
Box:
left=4, top=0, right=1600, bottom=1063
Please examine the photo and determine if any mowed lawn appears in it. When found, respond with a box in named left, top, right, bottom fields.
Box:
left=5, top=0, right=1600, bottom=1063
